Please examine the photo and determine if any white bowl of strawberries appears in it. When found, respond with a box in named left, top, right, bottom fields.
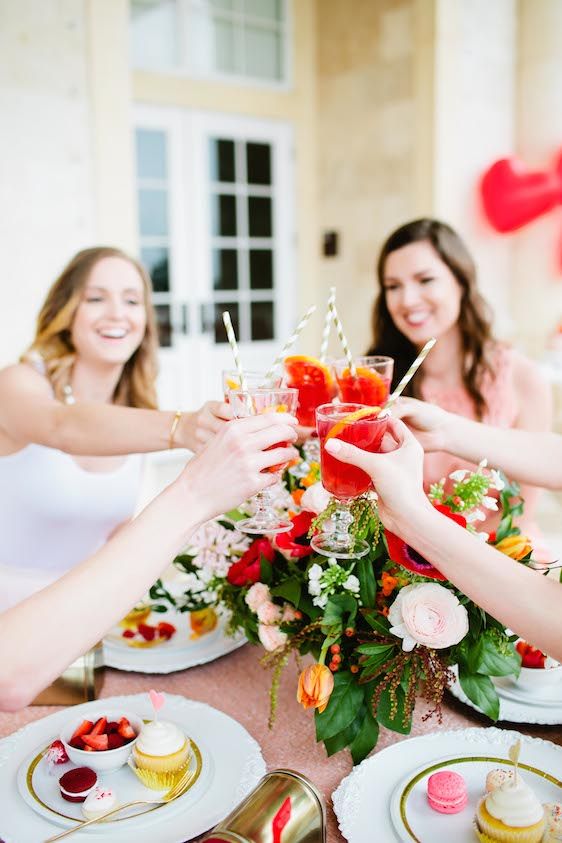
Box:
left=60, top=710, right=143, bottom=773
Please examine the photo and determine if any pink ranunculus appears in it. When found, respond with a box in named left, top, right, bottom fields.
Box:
left=281, top=603, right=298, bottom=622
left=300, top=482, right=331, bottom=515
left=245, top=582, right=271, bottom=612
left=388, top=583, right=468, bottom=652
left=257, top=601, right=282, bottom=624
left=258, top=623, right=287, bottom=652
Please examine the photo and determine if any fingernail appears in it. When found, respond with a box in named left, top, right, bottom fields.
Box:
left=325, top=439, right=341, bottom=453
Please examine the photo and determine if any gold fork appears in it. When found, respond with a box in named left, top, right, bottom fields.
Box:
left=44, top=767, right=195, bottom=842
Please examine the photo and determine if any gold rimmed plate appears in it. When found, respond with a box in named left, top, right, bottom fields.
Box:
left=16, top=734, right=208, bottom=830
left=389, top=754, right=562, bottom=843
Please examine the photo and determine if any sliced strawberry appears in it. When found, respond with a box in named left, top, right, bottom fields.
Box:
left=47, top=739, right=69, bottom=764
left=69, top=736, right=85, bottom=750
left=82, top=733, right=109, bottom=751
left=70, top=720, right=94, bottom=742
left=107, top=733, right=125, bottom=749
left=83, top=745, right=94, bottom=752
left=122, top=629, right=135, bottom=639
left=117, top=718, right=136, bottom=740
left=106, top=721, right=120, bottom=733
left=157, top=622, right=176, bottom=640
left=138, top=623, right=156, bottom=641
left=89, top=716, right=107, bottom=737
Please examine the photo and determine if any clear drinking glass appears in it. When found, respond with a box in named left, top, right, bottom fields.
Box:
left=310, top=402, right=389, bottom=559
left=334, top=355, right=394, bottom=407
left=228, top=387, right=299, bottom=534
left=222, top=370, right=283, bottom=402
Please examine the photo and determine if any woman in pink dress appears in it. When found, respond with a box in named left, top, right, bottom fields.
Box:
left=366, top=218, right=552, bottom=556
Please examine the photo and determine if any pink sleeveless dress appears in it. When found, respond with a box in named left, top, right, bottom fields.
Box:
left=420, top=345, right=552, bottom=562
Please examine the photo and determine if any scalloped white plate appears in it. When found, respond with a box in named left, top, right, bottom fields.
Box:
left=332, top=727, right=562, bottom=843
left=103, top=607, right=246, bottom=673
left=0, top=693, right=266, bottom=843
left=448, top=669, right=562, bottom=725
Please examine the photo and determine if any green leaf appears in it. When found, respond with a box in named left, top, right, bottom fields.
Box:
left=361, top=611, right=391, bottom=636
left=315, top=671, right=364, bottom=742
left=376, top=685, right=412, bottom=735
left=323, top=709, right=363, bottom=757
left=322, top=595, right=358, bottom=634
left=270, top=577, right=301, bottom=607
left=468, top=636, right=521, bottom=678
left=356, top=642, right=394, bottom=656
left=260, top=556, right=273, bottom=584
left=357, top=557, right=376, bottom=608
left=458, top=668, right=500, bottom=721
left=350, top=706, right=379, bottom=764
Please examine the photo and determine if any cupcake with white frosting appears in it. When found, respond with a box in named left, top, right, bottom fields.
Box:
left=543, top=803, right=562, bottom=843
left=474, top=774, right=546, bottom=842
left=82, top=786, right=118, bottom=819
left=130, top=720, right=190, bottom=790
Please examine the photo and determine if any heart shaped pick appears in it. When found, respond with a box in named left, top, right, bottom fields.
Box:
left=149, top=689, right=166, bottom=716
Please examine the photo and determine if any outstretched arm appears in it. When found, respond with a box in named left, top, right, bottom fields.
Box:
left=325, top=420, right=562, bottom=662
left=0, top=413, right=298, bottom=710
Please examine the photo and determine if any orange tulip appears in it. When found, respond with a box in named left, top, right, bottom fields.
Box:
left=297, top=664, right=334, bottom=713
left=495, top=534, right=532, bottom=561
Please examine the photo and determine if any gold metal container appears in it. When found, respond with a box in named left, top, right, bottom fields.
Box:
left=31, top=642, right=104, bottom=706
left=201, top=769, right=326, bottom=843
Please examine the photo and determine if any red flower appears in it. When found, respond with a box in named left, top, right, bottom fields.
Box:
left=384, top=504, right=466, bottom=581
left=227, top=538, right=275, bottom=586
left=276, top=511, right=315, bottom=558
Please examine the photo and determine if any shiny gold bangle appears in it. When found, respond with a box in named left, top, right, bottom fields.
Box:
left=169, top=410, right=182, bottom=449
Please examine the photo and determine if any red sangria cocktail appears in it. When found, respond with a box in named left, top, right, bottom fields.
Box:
left=335, top=356, right=393, bottom=406
left=284, top=355, right=337, bottom=428
left=228, top=387, right=298, bottom=535
left=311, top=403, right=388, bottom=558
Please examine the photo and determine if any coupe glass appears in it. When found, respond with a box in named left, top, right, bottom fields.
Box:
left=228, top=387, right=299, bottom=534
left=222, top=370, right=283, bottom=402
left=334, top=356, right=394, bottom=407
left=311, top=402, right=388, bottom=558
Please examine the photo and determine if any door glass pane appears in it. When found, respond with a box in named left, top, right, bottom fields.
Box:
left=244, top=27, right=282, bottom=80
left=141, top=247, right=169, bottom=293
left=251, top=301, right=274, bottom=340
left=212, top=193, right=237, bottom=236
left=210, top=0, right=234, bottom=10
left=131, top=0, right=178, bottom=70
left=214, top=302, right=239, bottom=344
left=214, top=17, right=237, bottom=73
left=249, top=249, right=273, bottom=289
left=136, top=130, right=167, bottom=180
left=213, top=248, right=238, bottom=290
left=155, top=304, right=172, bottom=348
left=243, top=0, right=281, bottom=20
left=210, top=139, right=235, bottom=182
left=246, top=142, right=271, bottom=185
left=248, top=196, right=272, bottom=237
left=139, top=189, right=168, bottom=236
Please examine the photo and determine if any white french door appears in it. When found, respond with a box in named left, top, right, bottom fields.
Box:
left=134, top=105, right=296, bottom=409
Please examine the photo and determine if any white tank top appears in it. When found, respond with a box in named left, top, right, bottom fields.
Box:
left=0, top=444, right=142, bottom=600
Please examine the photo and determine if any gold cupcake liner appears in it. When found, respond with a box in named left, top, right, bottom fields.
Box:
left=473, top=815, right=546, bottom=843
left=128, top=754, right=190, bottom=791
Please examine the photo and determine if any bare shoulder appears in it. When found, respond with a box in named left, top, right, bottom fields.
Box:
left=0, top=363, right=53, bottom=398
left=509, top=348, right=548, bottom=392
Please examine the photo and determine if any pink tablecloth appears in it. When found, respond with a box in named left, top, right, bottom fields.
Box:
left=1, top=644, right=560, bottom=842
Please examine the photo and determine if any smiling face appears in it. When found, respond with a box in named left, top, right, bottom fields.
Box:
left=382, top=240, right=463, bottom=347
left=70, top=257, right=147, bottom=366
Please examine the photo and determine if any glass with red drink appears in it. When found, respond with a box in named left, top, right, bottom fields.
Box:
left=334, top=356, right=393, bottom=406
left=311, top=403, right=388, bottom=558
left=283, top=355, right=337, bottom=428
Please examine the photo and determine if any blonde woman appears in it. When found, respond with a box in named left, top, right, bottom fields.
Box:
left=0, top=247, right=228, bottom=610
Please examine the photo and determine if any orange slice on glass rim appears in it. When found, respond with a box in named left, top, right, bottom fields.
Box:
left=226, top=377, right=241, bottom=391
left=284, top=355, right=334, bottom=387
left=340, top=365, right=384, bottom=384
left=325, top=406, right=382, bottom=440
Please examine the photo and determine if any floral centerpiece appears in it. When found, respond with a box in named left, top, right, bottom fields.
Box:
left=150, top=450, right=532, bottom=764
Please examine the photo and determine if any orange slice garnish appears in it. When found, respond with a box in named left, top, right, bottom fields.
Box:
left=340, top=366, right=384, bottom=384
left=285, top=355, right=334, bottom=388
left=325, top=406, right=381, bottom=440
left=226, top=377, right=240, bottom=390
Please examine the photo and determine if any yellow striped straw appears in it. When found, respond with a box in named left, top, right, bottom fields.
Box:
left=329, top=300, right=356, bottom=376
left=265, top=305, right=316, bottom=379
left=319, top=288, right=335, bottom=362
left=383, top=337, right=436, bottom=411
left=222, top=311, right=247, bottom=393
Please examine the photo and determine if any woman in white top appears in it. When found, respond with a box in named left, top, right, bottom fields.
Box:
left=0, top=246, right=229, bottom=609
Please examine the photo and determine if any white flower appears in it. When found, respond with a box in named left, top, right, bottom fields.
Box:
left=312, top=594, right=328, bottom=608
left=300, top=482, right=331, bottom=515
left=465, top=509, right=486, bottom=523
left=258, top=624, right=287, bottom=651
left=308, top=579, right=322, bottom=597
left=475, top=531, right=490, bottom=542
left=257, top=601, right=283, bottom=624
left=282, top=603, right=298, bottom=622
left=449, top=469, right=469, bottom=482
left=344, top=574, right=360, bottom=594
left=478, top=458, right=488, bottom=471
left=388, top=583, right=469, bottom=652
left=308, top=564, right=323, bottom=581
left=481, top=496, right=498, bottom=511
left=189, top=520, right=250, bottom=578
left=245, top=582, right=271, bottom=612
left=489, top=469, right=505, bottom=491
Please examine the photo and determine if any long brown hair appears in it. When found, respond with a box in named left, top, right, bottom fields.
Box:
left=22, top=247, right=159, bottom=409
left=367, top=218, right=495, bottom=419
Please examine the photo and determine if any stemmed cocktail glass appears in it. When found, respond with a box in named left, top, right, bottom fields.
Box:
left=228, top=387, right=299, bottom=535
left=334, top=356, right=393, bottom=406
left=310, top=403, right=389, bottom=559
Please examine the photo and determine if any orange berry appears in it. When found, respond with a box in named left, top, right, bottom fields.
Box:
left=330, top=644, right=341, bottom=654
left=329, top=661, right=339, bottom=672
left=294, top=610, right=303, bottom=620
left=331, top=653, right=342, bottom=664
left=344, top=627, right=355, bottom=637
left=350, top=664, right=359, bottom=674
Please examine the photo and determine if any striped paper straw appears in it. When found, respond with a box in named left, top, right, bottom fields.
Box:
left=319, top=288, right=335, bottom=362
left=384, top=337, right=436, bottom=411
left=265, top=304, right=317, bottom=379
left=222, top=311, right=247, bottom=393
left=329, top=300, right=356, bottom=376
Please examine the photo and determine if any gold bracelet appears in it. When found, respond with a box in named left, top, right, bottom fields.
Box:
left=168, top=410, right=182, bottom=449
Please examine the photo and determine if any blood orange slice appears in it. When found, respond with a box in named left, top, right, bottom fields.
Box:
left=284, top=355, right=334, bottom=388
left=325, top=406, right=382, bottom=440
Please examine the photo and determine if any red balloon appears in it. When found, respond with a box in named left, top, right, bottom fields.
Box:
left=481, top=155, right=562, bottom=232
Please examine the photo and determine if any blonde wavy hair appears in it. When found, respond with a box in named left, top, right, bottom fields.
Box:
left=22, top=247, right=159, bottom=409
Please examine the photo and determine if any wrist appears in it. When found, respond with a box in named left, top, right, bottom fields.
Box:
left=157, top=477, right=207, bottom=546
left=389, top=497, right=436, bottom=542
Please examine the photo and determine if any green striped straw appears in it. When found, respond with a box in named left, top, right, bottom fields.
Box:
left=319, top=288, right=335, bottom=362
left=222, top=311, right=247, bottom=393
left=383, top=337, right=436, bottom=412
left=329, top=300, right=356, bottom=376
left=265, top=304, right=316, bottom=379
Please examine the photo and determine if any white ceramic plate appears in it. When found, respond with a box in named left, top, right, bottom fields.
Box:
left=332, top=727, right=562, bottom=843
left=448, top=669, right=562, bottom=725
left=0, top=693, right=266, bottom=843
left=103, top=607, right=246, bottom=673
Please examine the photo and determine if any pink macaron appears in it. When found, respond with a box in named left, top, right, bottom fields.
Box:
left=427, top=770, right=468, bottom=814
